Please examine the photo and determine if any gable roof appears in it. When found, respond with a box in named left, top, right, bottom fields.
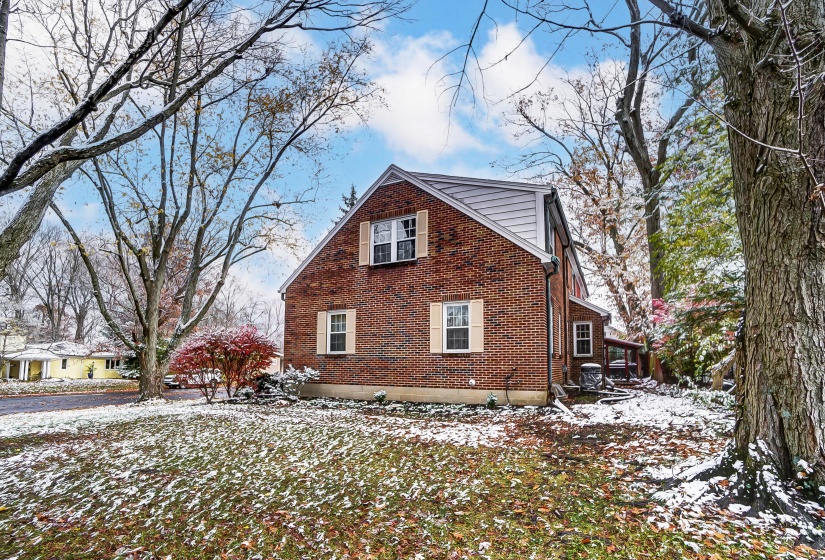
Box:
left=279, top=165, right=590, bottom=294
left=569, top=295, right=611, bottom=318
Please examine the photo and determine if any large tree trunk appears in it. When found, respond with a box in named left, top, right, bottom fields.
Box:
left=711, top=3, right=825, bottom=492
left=137, top=308, right=165, bottom=401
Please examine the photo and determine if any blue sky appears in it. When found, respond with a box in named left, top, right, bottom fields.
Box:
left=50, top=0, right=623, bottom=305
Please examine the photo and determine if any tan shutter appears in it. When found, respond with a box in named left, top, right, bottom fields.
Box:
left=345, top=309, right=356, bottom=354
left=316, top=311, right=327, bottom=355
left=470, top=299, right=484, bottom=352
left=416, top=210, right=428, bottom=258
left=359, top=221, right=370, bottom=265
left=429, top=302, right=442, bottom=353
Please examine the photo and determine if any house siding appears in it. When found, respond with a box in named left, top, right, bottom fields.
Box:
left=284, top=180, right=550, bottom=405
left=424, top=181, right=540, bottom=246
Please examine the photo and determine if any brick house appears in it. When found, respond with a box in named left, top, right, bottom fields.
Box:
left=279, top=165, right=621, bottom=405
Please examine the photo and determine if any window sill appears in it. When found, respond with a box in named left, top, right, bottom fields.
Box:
left=368, top=259, right=418, bottom=269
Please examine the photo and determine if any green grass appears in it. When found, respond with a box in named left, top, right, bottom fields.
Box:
left=0, top=402, right=814, bottom=559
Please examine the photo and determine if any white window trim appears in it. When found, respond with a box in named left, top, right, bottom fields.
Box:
left=573, top=321, right=593, bottom=357
left=443, top=301, right=471, bottom=353
left=105, top=359, right=121, bottom=370
left=370, top=215, right=417, bottom=265
left=327, top=311, right=348, bottom=354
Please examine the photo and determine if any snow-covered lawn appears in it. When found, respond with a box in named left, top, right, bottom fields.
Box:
left=0, top=378, right=138, bottom=396
left=0, top=389, right=820, bottom=559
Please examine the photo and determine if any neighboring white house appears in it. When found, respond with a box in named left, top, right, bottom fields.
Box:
left=264, top=352, right=284, bottom=375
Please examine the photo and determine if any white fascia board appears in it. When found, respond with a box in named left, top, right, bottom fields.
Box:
left=569, top=294, right=611, bottom=317
left=534, top=192, right=547, bottom=250
left=412, top=172, right=556, bottom=194
left=278, top=165, right=555, bottom=293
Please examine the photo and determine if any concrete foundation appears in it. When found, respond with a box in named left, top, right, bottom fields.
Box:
left=299, top=383, right=549, bottom=406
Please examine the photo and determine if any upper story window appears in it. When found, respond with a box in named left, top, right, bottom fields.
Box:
left=105, top=359, right=121, bottom=370
left=444, top=302, right=470, bottom=352
left=573, top=321, right=592, bottom=357
left=328, top=312, right=347, bottom=353
left=372, top=216, right=416, bottom=264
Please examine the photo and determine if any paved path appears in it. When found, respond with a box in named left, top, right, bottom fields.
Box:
left=0, top=389, right=203, bottom=416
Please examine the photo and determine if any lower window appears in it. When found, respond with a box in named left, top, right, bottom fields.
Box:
left=444, top=302, right=470, bottom=351
left=328, top=312, right=347, bottom=353
left=105, top=359, right=121, bottom=370
left=573, top=321, right=592, bottom=357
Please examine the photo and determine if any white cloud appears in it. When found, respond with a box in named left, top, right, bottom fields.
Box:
left=368, top=32, right=489, bottom=163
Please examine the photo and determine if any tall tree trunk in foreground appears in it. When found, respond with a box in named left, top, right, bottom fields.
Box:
left=0, top=0, right=10, bottom=108
left=703, top=1, right=825, bottom=493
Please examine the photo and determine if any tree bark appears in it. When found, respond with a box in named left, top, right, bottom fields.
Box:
left=0, top=0, right=10, bottom=108
left=73, top=307, right=87, bottom=342
left=708, top=2, right=825, bottom=490
left=0, top=161, right=80, bottom=282
left=137, top=307, right=166, bottom=401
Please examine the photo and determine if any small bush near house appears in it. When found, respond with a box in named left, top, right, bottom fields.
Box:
left=169, top=337, right=224, bottom=403
left=169, top=325, right=278, bottom=401
left=486, top=393, right=498, bottom=409
left=257, top=365, right=319, bottom=400
left=373, top=390, right=387, bottom=404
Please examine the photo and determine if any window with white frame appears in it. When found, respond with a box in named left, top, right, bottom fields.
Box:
left=573, top=321, right=592, bottom=357
left=327, top=312, right=347, bottom=353
left=105, top=359, right=121, bottom=370
left=444, top=302, right=470, bottom=351
left=372, top=216, right=416, bottom=264
left=61, top=358, right=68, bottom=370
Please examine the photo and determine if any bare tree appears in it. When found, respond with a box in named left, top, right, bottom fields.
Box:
left=0, top=0, right=407, bottom=281
left=449, top=1, right=715, bottom=303
left=459, top=0, right=825, bottom=508
left=203, top=277, right=285, bottom=347
left=507, top=59, right=651, bottom=338
left=54, top=38, right=381, bottom=400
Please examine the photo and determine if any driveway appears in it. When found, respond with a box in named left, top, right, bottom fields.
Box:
left=0, top=389, right=203, bottom=416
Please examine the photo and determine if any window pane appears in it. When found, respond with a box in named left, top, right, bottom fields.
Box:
left=373, top=222, right=391, bottom=244
left=373, top=243, right=391, bottom=264
left=446, top=328, right=470, bottom=350
left=397, top=218, right=416, bottom=240
left=330, top=313, right=347, bottom=333
left=397, top=239, right=415, bottom=260
left=330, top=333, right=346, bottom=352
left=446, top=304, right=469, bottom=327
left=577, top=339, right=591, bottom=355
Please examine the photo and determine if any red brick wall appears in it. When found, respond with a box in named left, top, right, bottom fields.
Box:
left=548, top=229, right=566, bottom=385
left=283, top=180, right=551, bottom=394
left=568, top=299, right=607, bottom=383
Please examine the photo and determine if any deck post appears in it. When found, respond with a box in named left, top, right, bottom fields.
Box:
left=624, top=348, right=629, bottom=381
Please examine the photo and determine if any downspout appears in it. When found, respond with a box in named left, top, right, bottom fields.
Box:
left=545, top=257, right=560, bottom=399
left=545, top=191, right=561, bottom=401
left=560, top=235, right=571, bottom=384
